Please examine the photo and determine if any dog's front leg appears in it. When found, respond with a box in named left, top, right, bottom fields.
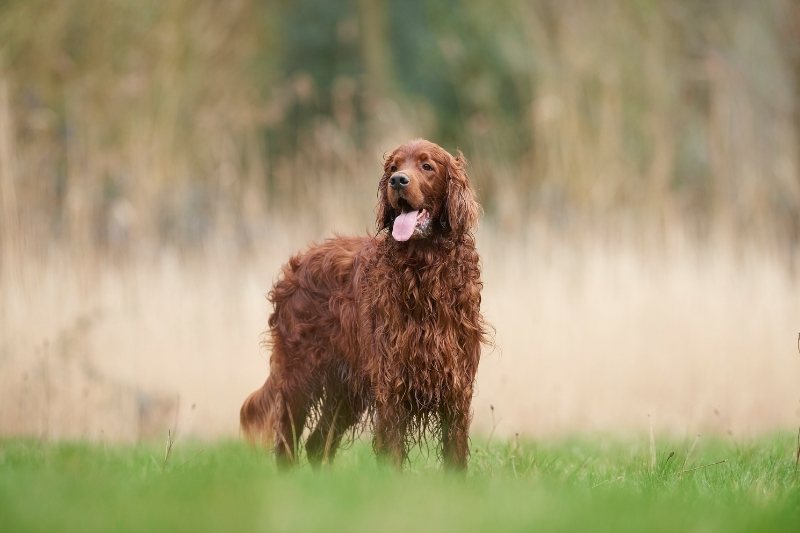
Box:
left=373, top=402, right=408, bottom=468
left=441, top=393, right=472, bottom=470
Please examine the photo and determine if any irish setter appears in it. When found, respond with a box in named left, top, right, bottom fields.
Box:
left=240, top=139, right=489, bottom=468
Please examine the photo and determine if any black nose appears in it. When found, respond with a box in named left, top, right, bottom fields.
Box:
left=389, top=173, right=409, bottom=190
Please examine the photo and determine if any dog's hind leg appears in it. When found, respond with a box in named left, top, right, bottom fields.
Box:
left=240, top=376, right=281, bottom=447
left=306, top=386, right=365, bottom=467
left=240, top=370, right=316, bottom=467
left=272, top=384, right=313, bottom=467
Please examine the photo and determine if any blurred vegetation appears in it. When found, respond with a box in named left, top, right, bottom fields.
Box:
left=2, top=436, right=800, bottom=532
left=0, top=0, right=799, bottom=260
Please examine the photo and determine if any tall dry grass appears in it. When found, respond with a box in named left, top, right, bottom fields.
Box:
left=1, top=224, right=799, bottom=441
left=1, top=0, right=799, bottom=441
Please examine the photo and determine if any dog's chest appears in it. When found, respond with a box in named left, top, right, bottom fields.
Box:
left=361, top=243, right=478, bottom=352
left=378, top=272, right=465, bottom=357
left=393, top=265, right=461, bottom=319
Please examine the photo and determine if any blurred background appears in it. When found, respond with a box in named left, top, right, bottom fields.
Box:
left=1, top=0, right=799, bottom=442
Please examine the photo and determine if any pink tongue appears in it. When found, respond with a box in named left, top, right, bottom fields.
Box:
left=392, top=210, right=419, bottom=241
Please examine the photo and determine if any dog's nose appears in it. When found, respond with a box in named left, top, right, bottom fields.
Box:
left=389, top=173, right=410, bottom=190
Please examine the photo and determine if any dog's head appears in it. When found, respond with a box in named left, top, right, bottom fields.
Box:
left=376, top=139, right=479, bottom=241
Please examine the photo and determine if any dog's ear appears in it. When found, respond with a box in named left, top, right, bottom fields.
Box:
left=443, top=150, right=480, bottom=235
left=375, top=153, right=395, bottom=232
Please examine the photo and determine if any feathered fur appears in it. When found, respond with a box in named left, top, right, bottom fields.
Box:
left=240, top=139, right=489, bottom=468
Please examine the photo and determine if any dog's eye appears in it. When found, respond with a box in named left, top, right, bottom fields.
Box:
left=390, top=165, right=397, bottom=173
left=422, top=163, right=433, bottom=171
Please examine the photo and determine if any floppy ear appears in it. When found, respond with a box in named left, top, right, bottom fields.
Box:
left=375, top=155, right=395, bottom=232
left=444, top=150, right=480, bottom=235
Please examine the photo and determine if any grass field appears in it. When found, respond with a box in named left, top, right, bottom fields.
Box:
left=2, top=435, right=799, bottom=532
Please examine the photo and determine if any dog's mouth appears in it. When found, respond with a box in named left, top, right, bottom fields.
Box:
left=392, top=203, right=432, bottom=242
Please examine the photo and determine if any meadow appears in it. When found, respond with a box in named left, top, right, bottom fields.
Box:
left=2, top=435, right=800, bottom=532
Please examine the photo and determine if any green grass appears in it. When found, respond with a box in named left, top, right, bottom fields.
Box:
left=1, top=435, right=799, bottom=532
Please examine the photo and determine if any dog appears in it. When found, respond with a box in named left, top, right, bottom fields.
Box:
left=240, top=139, right=489, bottom=468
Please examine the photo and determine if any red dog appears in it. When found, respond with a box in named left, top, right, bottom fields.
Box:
left=240, top=139, right=489, bottom=468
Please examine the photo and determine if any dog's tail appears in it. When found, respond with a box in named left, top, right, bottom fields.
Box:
left=240, top=377, right=282, bottom=447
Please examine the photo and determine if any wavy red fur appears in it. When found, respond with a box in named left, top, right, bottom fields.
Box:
left=240, top=139, right=490, bottom=468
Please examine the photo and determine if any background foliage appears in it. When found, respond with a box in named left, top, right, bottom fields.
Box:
left=1, top=0, right=799, bottom=259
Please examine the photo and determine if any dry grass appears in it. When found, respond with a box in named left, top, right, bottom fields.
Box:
left=2, top=223, right=798, bottom=442
left=475, top=230, right=800, bottom=438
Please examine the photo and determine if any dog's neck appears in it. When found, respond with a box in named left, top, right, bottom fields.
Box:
left=380, top=232, right=476, bottom=266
